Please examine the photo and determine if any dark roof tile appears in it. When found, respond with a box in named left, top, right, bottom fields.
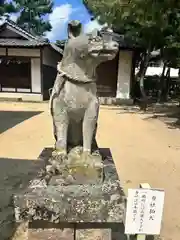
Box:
left=0, top=38, right=48, bottom=47
left=0, top=20, right=63, bottom=54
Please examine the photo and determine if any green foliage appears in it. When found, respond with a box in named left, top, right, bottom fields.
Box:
left=14, top=0, right=53, bottom=36
left=84, top=0, right=180, bottom=103
left=56, top=39, right=67, bottom=49
left=84, top=0, right=180, bottom=54
left=0, top=0, right=17, bottom=18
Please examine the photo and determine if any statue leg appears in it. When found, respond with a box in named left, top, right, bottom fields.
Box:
left=52, top=97, right=69, bottom=155
left=52, top=121, right=57, bottom=141
left=83, top=98, right=99, bottom=153
left=91, top=123, right=99, bottom=151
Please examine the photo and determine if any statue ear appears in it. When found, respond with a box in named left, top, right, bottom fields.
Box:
left=67, top=20, right=82, bottom=39
left=67, top=23, right=73, bottom=39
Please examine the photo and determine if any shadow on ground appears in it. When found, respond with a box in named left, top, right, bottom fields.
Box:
left=0, top=110, right=43, bottom=134
left=0, top=156, right=45, bottom=239
left=142, top=104, right=180, bottom=130
left=101, top=103, right=180, bottom=130
left=0, top=149, right=159, bottom=240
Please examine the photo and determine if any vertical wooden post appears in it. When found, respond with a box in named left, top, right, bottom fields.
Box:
left=136, top=183, right=151, bottom=240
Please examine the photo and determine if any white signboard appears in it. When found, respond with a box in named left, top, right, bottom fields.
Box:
left=125, top=188, right=165, bottom=235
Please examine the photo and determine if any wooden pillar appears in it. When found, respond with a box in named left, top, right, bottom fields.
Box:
left=31, top=58, right=41, bottom=93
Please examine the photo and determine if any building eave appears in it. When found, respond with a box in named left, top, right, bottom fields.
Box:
left=0, top=19, right=63, bottom=54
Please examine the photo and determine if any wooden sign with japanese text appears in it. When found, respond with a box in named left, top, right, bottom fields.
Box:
left=125, top=188, right=165, bottom=235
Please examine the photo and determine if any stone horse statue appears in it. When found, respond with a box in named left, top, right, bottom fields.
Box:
left=50, top=20, right=119, bottom=163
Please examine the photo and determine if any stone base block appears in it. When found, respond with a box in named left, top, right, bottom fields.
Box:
left=14, top=148, right=125, bottom=223
left=76, top=223, right=127, bottom=240
left=29, top=226, right=74, bottom=240
left=49, top=147, right=104, bottom=185
left=14, top=182, right=125, bottom=223
left=76, top=228, right=111, bottom=240
left=12, top=221, right=28, bottom=240
left=13, top=147, right=126, bottom=239
left=12, top=222, right=127, bottom=240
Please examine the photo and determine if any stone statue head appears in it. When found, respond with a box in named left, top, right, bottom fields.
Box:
left=87, top=29, right=119, bottom=61
left=67, top=20, right=82, bottom=39
left=63, top=20, right=119, bottom=66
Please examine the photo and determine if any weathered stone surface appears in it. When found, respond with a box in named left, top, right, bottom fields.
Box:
left=76, top=223, right=127, bottom=240
left=28, top=222, right=74, bottom=240
left=11, top=221, right=28, bottom=240
left=50, top=21, right=119, bottom=156
left=14, top=181, right=125, bottom=223
left=0, top=155, right=48, bottom=240
left=28, top=228, right=74, bottom=240
left=48, top=146, right=104, bottom=185
left=12, top=21, right=125, bottom=239
left=76, top=229, right=111, bottom=240
left=13, top=148, right=126, bottom=224
left=38, top=148, right=53, bottom=162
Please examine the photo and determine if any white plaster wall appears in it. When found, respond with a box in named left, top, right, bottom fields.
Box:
left=8, top=48, right=40, bottom=57
left=42, top=46, right=60, bottom=67
left=135, top=66, right=179, bottom=78
left=0, top=92, right=43, bottom=101
left=31, top=58, right=41, bottom=93
left=0, top=48, right=6, bottom=55
left=116, top=50, right=133, bottom=99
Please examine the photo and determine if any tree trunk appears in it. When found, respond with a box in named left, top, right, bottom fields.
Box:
left=139, top=56, right=149, bottom=100
left=158, top=62, right=166, bottom=102
left=135, top=50, right=151, bottom=110
left=164, top=67, right=170, bottom=101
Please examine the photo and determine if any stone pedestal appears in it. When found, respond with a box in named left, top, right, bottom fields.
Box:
left=48, top=147, right=104, bottom=185
left=13, top=148, right=126, bottom=239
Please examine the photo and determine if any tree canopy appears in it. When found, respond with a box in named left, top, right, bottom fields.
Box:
left=84, top=0, right=180, bottom=104
left=0, top=0, right=53, bottom=36
left=0, top=0, right=17, bottom=18
left=14, top=0, right=53, bottom=36
left=56, top=39, right=67, bottom=49
left=84, top=0, right=180, bottom=50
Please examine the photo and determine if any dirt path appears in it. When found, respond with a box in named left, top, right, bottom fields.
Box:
left=0, top=102, right=180, bottom=240
left=98, top=106, right=180, bottom=240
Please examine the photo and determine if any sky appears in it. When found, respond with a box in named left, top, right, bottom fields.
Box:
left=46, top=0, right=103, bottom=41
left=9, top=0, right=103, bottom=42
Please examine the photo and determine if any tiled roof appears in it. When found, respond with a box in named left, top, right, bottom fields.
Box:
left=0, top=20, right=63, bottom=54
left=1, top=19, right=47, bottom=42
left=0, top=38, right=49, bottom=47
left=50, top=43, right=63, bottom=54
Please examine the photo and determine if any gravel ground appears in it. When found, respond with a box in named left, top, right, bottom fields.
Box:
left=0, top=101, right=180, bottom=240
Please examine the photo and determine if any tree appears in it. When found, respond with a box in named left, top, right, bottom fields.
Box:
left=157, top=7, right=180, bottom=102
left=157, top=48, right=180, bottom=102
left=0, top=0, right=17, bottom=19
left=14, top=0, right=53, bottom=36
left=83, top=0, right=180, bottom=105
left=56, top=39, right=67, bottom=50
